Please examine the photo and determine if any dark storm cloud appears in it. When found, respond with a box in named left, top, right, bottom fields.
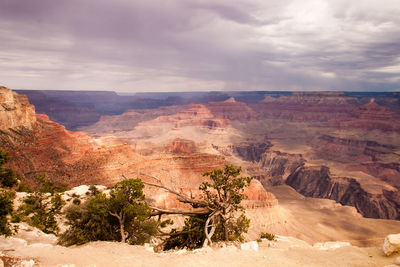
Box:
left=0, top=0, right=399, bottom=91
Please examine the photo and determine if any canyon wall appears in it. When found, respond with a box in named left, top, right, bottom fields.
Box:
left=286, top=166, right=399, bottom=219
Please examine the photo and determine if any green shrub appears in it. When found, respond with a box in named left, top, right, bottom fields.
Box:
left=59, top=179, right=157, bottom=246
left=260, top=232, right=276, bottom=241
left=0, top=149, right=18, bottom=188
left=163, top=165, right=252, bottom=250
left=34, top=174, right=68, bottom=194
left=17, top=192, right=64, bottom=234
left=0, top=190, right=15, bottom=236
left=16, top=180, right=33, bottom=193
left=72, top=198, right=81, bottom=205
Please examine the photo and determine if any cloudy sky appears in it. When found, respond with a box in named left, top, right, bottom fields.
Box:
left=0, top=0, right=400, bottom=92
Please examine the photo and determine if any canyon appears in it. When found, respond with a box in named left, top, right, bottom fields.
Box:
left=1, top=86, right=400, bottom=245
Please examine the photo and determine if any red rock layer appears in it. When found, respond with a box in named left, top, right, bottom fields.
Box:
left=336, top=100, right=400, bottom=132
left=252, top=93, right=356, bottom=122
left=151, top=104, right=230, bottom=129
left=206, top=98, right=259, bottom=121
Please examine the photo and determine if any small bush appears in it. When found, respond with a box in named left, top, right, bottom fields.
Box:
left=59, top=179, right=157, bottom=246
left=17, top=192, right=65, bottom=234
left=34, top=174, right=68, bottom=194
left=163, top=213, right=250, bottom=250
left=0, top=149, right=18, bottom=188
left=163, top=215, right=208, bottom=250
left=0, top=190, right=15, bottom=236
left=72, top=198, right=81, bottom=205
left=260, top=232, right=276, bottom=241
left=17, top=180, right=33, bottom=193
left=88, top=185, right=100, bottom=196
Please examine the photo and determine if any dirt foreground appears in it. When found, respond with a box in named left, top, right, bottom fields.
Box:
left=1, top=233, right=399, bottom=267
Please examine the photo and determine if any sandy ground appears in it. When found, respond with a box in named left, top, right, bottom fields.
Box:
left=253, top=185, right=400, bottom=247
left=2, top=185, right=400, bottom=267
left=1, top=237, right=399, bottom=267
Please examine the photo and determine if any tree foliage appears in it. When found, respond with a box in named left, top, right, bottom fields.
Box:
left=153, top=165, right=252, bottom=249
left=15, top=175, right=66, bottom=234
left=0, top=148, right=18, bottom=236
left=200, top=165, right=252, bottom=244
left=0, top=149, right=18, bottom=188
left=59, top=179, right=157, bottom=246
left=0, top=190, right=15, bottom=236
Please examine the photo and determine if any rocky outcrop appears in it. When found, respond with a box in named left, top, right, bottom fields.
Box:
left=312, top=135, right=395, bottom=163
left=383, top=233, right=400, bottom=256
left=213, top=142, right=273, bottom=162
left=349, top=163, right=400, bottom=189
left=233, top=143, right=273, bottom=162
left=252, top=92, right=356, bottom=122
left=353, top=99, right=398, bottom=121
left=214, top=142, right=305, bottom=186
left=242, top=180, right=278, bottom=208
left=256, top=151, right=305, bottom=186
left=152, top=104, right=230, bottom=129
left=0, top=86, right=36, bottom=130
left=207, top=98, right=259, bottom=121
left=164, top=138, right=198, bottom=154
left=0, top=113, right=138, bottom=187
left=337, top=100, right=400, bottom=132
left=286, top=166, right=400, bottom=219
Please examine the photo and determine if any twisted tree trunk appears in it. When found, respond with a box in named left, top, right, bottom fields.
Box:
left=109, top=211, right=127, bottom=243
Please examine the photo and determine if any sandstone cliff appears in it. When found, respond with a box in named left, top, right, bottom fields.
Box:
left=0, top=86, right=36, bottom=130
left=286, top=166, right=400, bottom=219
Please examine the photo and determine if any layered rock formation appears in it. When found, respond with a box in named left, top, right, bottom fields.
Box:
left=286, top=166, right=400, bottom=219
left=153, top=104, right=230, bottom=129
left=207, top=97, right=259, bottom=121
left=337, top=99, right=400, bottom=132
left=252, top=92, right=357, bottom=122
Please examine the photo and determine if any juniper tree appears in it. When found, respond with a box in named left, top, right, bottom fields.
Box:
left=59, top=179, right=157, bottom=246
left=144, top=164, right=252, bottom=248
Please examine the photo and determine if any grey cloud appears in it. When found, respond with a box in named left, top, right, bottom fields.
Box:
left=0, top=0, right=399, bottom=91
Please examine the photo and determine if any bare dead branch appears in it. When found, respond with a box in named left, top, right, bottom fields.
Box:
left=143, top=181, right=209, bottom=206
left=150, top=206, right=211, bottom=216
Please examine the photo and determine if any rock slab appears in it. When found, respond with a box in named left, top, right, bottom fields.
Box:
left=383, top=233, right=400, bottom=256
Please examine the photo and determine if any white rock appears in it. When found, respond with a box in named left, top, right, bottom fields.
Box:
left=60, top=264, right=76, bottom=267
left=145, top=246, right=154, bottom=253
left=383, top=233, right=400, bottom=256
left=240, top=241, right=258, bottom=252
left=64, top=185, right=90, bottom=197
left=313, top=241, right=351, bottom=250
left=0, top=259, right=3, bottom=267
left=20, top=259, right=35, bottom=267
left=395, top=256, right=400, bottom=265
left=174, top=249, right=187, bottom=255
